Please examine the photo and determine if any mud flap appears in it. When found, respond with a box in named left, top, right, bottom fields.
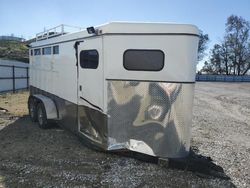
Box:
left=167, top=148, right=230, bottom=180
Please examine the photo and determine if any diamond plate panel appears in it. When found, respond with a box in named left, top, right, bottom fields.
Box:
left=107, top=81, right=195, bottom=158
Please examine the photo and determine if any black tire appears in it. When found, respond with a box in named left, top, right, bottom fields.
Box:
left=37, top=102, right=50, bottom=129
left=28, top=97, right=38, bottom=122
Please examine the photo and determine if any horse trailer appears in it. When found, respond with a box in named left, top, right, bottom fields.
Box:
left=28, top=22, right=199, bottom=159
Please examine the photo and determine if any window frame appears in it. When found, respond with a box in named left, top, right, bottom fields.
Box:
left=42, top=46, right=52, bottom=55
left=123, top=49, right=165, bottom=72
left=34, top=48, right=41, bottom=56
left=53, top=45, right=59, bottom=54
left=79, top=49, right=99, bottom=69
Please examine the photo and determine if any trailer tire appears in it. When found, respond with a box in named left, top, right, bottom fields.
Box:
left=28, top=97, right=38, bottom=122
left=37, top=102, right=50, bottom=129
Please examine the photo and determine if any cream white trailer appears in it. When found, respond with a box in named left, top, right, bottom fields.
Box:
left=28, top=22, right=199, bottom=159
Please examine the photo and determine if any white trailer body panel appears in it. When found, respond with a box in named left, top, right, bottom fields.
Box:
left=30, top=41, right=78, bottom=104
left=103, top=35, right=198, bottom=82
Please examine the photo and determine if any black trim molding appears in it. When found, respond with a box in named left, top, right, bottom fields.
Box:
left=80, top=96, right=103, bottom=112
left=106, top=78, right=195, bottom=84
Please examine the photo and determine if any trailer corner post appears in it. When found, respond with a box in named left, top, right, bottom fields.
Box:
left=26, top=67, right=29, bottom=89
left=12, top=65, right=15, bottom=93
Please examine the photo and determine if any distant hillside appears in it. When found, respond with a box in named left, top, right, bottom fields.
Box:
left=0, top=40, right=29, bottom=63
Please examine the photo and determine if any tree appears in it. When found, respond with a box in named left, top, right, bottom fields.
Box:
left=208, top=39, right=234, bottom=75
left=201, top=61, right=214, bottom=74
left=201, top=15, right=250, bottom=75
left=226, top=15, right=250, bottom=75
left=220, top=39, right=232, bottom=75
left=198, top=31, right=209, bottom=61
left=210, top=44, right=223, bottom=74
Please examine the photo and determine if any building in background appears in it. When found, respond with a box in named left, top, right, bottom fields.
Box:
left=0, top=35, right=25, bottom=42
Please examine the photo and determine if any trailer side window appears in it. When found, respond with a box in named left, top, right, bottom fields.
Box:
left=34, top=48, right=41, bottom=56
left=53, top=45, right=59, bottom=54
left=42, top=47, right=51, bottom=55
left=80, top=50, right=99, bottom=69
left=123, top=50, right=164, bottom=71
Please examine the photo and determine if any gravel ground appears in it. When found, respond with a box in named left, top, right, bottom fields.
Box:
left=0, top=82, right=249, bottom=188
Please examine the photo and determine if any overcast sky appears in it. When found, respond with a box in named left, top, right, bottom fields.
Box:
left=1, top=0, right=250, bottom=69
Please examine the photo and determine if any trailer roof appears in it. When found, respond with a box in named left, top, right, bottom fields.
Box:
left=99, top=22, right=199, bottom=35
left=31, top=22, right=199, bottom=47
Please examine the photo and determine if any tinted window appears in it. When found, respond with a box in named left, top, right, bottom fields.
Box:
left=123, top=50, right=164, bottom=71
left=30, top=49, right=33, bottom=56
left=80, top=50, right=99, bottom=69
left=34, top=48, right=41, bottom=56
left=42, top=47, right=51, bottom=55
left=53, top=45, right=59, bottom=54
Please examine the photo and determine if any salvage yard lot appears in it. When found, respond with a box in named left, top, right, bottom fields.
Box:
left=0, top=82, right=249, bottom=188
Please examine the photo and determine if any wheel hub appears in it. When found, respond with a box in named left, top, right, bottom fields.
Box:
left=37, top=108, right=43, bottom=125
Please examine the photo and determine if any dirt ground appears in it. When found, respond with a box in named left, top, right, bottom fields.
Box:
left=0, top=83, right=249, bottom=188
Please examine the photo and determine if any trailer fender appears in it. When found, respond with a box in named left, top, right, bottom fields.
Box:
left=32, top=94, right=58, bottom=120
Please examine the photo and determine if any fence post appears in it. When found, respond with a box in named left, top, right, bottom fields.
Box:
left=26, top=67, right=29, bottom=89
left=12, top=65, right=15, bottom=93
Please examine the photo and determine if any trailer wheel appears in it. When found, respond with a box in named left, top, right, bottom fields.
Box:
left=37, top=102, right=49, bottom=129
left=28, top=98, right=38, bottom=122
